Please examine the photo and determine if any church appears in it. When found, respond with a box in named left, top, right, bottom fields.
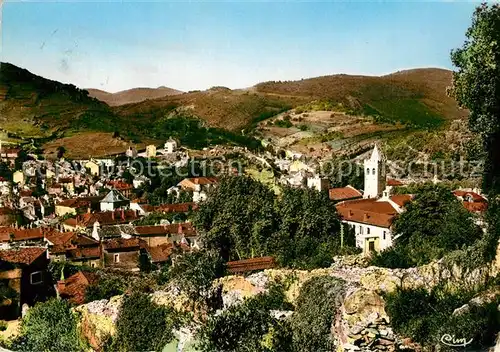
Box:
left=331, top=146, right=412, bottom=255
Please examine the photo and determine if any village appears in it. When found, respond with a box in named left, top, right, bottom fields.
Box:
left=0, top=134, right=489, bottom=322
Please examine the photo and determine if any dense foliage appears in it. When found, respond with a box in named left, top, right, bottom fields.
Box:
left=291, top=276, right=345, bottom=352
left=108, top=292, right=182, bottom=352
left=12, top=299, right=85, bottom=352
left=371, top=184, right=482, bottom=268
left=450, top=3, right=500, bottom=195
left=163, top=250, right=226, bottom=306
left=197, top=281, right=294, bottom=352
left=385, top=283, right=500, bottom=350
left=195, top=176, right=347, bottom=268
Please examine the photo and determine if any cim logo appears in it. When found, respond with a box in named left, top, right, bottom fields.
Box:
left=440, top=334, right=473, bottom=348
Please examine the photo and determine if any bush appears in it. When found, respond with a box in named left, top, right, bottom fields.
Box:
left=291, top=276, right=345, bottom=351
left=85, top=274, right=127, bottom=302
left=385, top=284, right=499, bottom=349
left=12, top=299, right=85, bottom=352
left=109, top=292, right=182, bottom=352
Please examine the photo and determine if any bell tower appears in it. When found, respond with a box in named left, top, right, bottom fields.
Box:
left=363, top=145, right=386, bottom=198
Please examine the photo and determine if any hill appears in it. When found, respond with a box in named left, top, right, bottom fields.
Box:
left=87, top=86, right=183, bottom=106
left=254, top=68, right=467, bottom=128
left=0, top=63, right=468, bottom=159
left=0, top=62, right=116, bottom=139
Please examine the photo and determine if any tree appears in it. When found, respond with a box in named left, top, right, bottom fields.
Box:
left=449, top=3, right=500, bottom=195
left=110, top=292, right=181, bottom=352
left=166, top=250, right=225, bottom=307
left=291, top=276, right=345, bottom=352
left=373, top=184, right=482, bottom=267
left=195, top=176, right=278, bottom=261
left=197, top=282, right=293, bottom=352
left=273, top=187, right=342, bottom=268
left=323, top=156, right=364, bottom=190
left=56, top=146, right=66, bottom=159
left=13, top=299, right=85, bottom=352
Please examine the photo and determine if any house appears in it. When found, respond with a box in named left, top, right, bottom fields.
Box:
left=100, top=189, right=130, bottom=212
left=106, top=180, right=133, bottom=198
left=453, top=189, right=488, bottom=214
left=134, top=222, right=198, bottom=247
left=12, top=170, right=24, bottom=185
left=329, top=186, right=363, bottom=203
left=335, top=146, right=412, bottom=256
left=0, top=247, right=50, bottom=319
left=57, top=271, right=99, bottom=305
left=102, top=237, right=145, bottom=271
left=307, top=176, right=330, bottom=192
left=0, top=208, right=18, bottom=227
left=0, top=177, right=11, bottom=195
left=0, top=227, right=45, bottom=248
left=164, top=138, right=177, bottom=154
left=146, top=145, right=157, bottom=158
left=62, top=209, right=140, bottom=232
left=85, top=160, right=100, bottom=176
left=125, top=146, right=138, bottom=158
left=55, top=196, right=102, bottom=217
left=132, top=175, right=150, bottom=189
left=227, top=256, right=276, bottom=274
left=177, top=177, right=218, bottom=203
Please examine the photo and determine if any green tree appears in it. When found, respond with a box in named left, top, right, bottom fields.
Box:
left=195, top=176, right=278, bottom=261
left=273, top=187, right=342, bottom=268
left=373, top=184, right=482, bottom=267
left=165, top=250, right=225, bottom=306
left=13, top=299, right=85, bottom=352
left=449, top=3, right=500, bottom=194
left=197, top=282, right=293, bottom=352
left=110, top=292, right=181, bottom=352
left=291, top=276, right=345, bottom=352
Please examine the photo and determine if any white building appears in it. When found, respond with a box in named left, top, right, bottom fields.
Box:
left=164, top=138, right=178, bottom=154
left=335, top=146, right=412, bottom=256
left=100, top=189, right=130, bottom=212
left=306, top=176, right=330, bottom=192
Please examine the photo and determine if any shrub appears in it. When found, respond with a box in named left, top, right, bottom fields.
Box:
left=12, top=299, right=85, bottom=352
left=109, top=292, right=182, bottom=352
left=291, top=276, right=345, bottom=351
left=85, top=274, right=127, bottom=302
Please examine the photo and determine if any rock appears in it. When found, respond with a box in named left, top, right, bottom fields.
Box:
left=343, top=288, right=389, bottom=327
left=452, top=303, right=470, bottom=316
left=343, top=343, right=361, bottom=351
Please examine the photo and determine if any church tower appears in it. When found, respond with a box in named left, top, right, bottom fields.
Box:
left=363, top=145, right=386, bottom=198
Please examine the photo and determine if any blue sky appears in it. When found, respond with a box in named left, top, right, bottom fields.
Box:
left=1, top=1, right=479, bottom=92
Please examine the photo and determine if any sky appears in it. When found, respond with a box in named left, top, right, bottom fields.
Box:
left=0, top=1, right=480, bottom=93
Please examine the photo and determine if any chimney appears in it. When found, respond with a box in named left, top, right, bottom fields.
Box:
left=363, top=213, right=370, bottom=222
left=348, top=210, right=353, bottom=218
left=178, top=223, right=183, bottom=235
left=121, top=209, right=125, bottom=220
left=87, top=207, right=91, bottom=214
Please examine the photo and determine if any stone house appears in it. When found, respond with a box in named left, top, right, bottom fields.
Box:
left=0, top=247, right=50, bottom=319
left=102, top=238, right=144, bottom=271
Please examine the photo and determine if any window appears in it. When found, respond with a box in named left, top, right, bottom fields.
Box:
left=30, top=271, right=43, bottom=285
left=360, top=226, right=363, bottom=235
left=366, top=168, right=370, bottom=175
left=383, top=231, right=386, bottom=240
left=367, top=227, right=370, bottom=235
left=113, top=254, right=120, bottom=263
left=372, top=168, right=376, bottom=174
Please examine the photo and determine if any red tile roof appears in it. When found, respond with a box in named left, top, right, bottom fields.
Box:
left=66, top=246, right=101, bottom=260
left=103, top=238, right=143, bottom=251
left=153, top=202, right=199, bottom=213
left=453, top=190, right=487, bottom=203
left=387, top=179, right=404, bottom=186
left=390, top=194, right=413, bottom=207
left=57, top=271, right=99, bottom=305
left=0, top=247, right=46, bottom=265
left=178, top=177, right=218, bottom=190
left=134, top=223, right=196, bottom=237
left=64, top=210, right=140, bottom=228
left=146, top=243, right=175, bottom=263
left=227, top=256, right=276, bottom=273
left=107, top=180, right=133, bottom=190
left=335, top=197, right=406, bottom=228
left=56, top=196, right=102, bottom=209
left=463, top=202, right=488, bottom=213
left=329, top=186, right=363, bottom=201
left=0, top=227, right=44, bottom=242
